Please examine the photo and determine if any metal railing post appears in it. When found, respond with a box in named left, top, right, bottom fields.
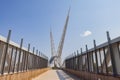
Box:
left=1, top=30, right=11, bottom=74
left=17, top=38, right=23, bottom=72
left=99, top=49, right=103, bottom=73
left=86, top=45, right=90, bottom=72
left=8, top=47, right=13, bottom=73
left=91, top=51, right=95, bottom=72
left=106, top=31, right=117, bottom=76
left=77, top=50, right=79, bottom=70
left=103, top=47, right=108, bottom=74
left=80, top=48, right=83, bottom=71
left=12, top=48, right=17, bottom=73
left=93, top=40, right=99, bottom=74
left=26, top=44, right=30, bottom=71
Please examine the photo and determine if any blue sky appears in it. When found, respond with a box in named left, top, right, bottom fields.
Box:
left=0, top=0, right=120, bottom=60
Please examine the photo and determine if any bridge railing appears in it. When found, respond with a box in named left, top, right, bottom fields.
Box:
left=65, top=31, right=120, bottom=77
left=0, top=30, right=48, bottom=75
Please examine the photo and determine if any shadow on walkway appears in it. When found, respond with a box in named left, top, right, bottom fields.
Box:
left=56, top=70, right=81, bottom=80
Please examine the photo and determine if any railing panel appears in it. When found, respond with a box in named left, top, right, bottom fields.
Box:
left=65, top=31, right=120, bottom=78
left=19, top=50, right=23, bottom=71
left=21, top=50, right=25, bottom=71
left=118, top=42, right=120, bottom=58
left=112, top=43, right=120, bottom=75
left=4, top=45, right=13, bottom=74
left=0, top=41, right=6, bottom=74
left=97, top=50, right=101, bottom=73
left=10, top=47, right=17, bottom=73
left=14, top=48, right=20, bottom=72
left=89, top=52, right=94, bottom=72
left=92, top=51, right=97, bottom=73
left=82, top=55, right=87, bottom=71
left=28, top=54, right=31, bottom=69
left=0, top=30, right=48, bottom=75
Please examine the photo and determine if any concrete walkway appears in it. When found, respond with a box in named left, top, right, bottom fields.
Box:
left=32, top=70, right=80, bottom=80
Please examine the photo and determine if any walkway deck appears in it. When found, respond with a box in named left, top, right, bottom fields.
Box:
left=32, top=70, right=80, bottom=80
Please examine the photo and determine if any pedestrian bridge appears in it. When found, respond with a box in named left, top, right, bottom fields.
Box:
left=0, top=30, right=120, bottom=80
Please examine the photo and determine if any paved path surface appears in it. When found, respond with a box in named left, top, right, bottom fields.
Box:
left=32, top=70, right=80, bottom=80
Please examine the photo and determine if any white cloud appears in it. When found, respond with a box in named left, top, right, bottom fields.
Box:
left=81, top=30, right=92, bottom=37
